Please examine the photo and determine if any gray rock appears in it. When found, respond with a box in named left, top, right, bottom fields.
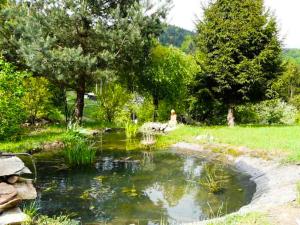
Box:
left=0, top=207, right=27, bottom=225
left=0, top=157, right=31, bottom=177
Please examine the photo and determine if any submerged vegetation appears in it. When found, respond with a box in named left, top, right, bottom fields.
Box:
left=199, top=164, right=230, bottom=194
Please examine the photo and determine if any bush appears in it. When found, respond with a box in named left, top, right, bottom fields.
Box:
left=0, top=59, right=28, bottom=140
left=22, top=77, right=54, bottom=124
left=236, top=99, right=297, bottom=125
left=63, top=132, right=96, bottom=167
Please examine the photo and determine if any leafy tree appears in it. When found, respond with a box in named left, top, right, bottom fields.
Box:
left=284, top=49, right=300, bottom=66
left=273, top=61, right=300, bottom=101
left=22, top=77, right=53, bottom=124
left=141, top=44, right=198, bottom=120
left=0, top=59, right=27, bottom=140
left=96, top=82, right=131, bottom=123
left=0, top=0, right=168, bottom=123
left=194, top=0, right=283, bottom=126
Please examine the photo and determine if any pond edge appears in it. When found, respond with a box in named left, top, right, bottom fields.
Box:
left=172, top=142, right=300, bottom=225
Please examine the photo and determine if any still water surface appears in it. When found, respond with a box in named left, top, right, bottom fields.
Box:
left=33, top=132, right=255, bottom=224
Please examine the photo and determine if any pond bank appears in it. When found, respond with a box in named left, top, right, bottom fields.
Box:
left=172, top=142, right=300, bottom=225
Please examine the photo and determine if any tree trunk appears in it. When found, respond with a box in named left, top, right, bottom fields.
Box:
left=153, top=95, right=159, bottom=122
left=75, top=79, right=85, bottom=124
left=227, top=105, right=235, bottom=127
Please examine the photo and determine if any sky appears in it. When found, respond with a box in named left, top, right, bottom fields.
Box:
left=167, top=0, right=300, bottom=49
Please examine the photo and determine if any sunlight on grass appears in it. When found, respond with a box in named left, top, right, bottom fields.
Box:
left=157, top=125, right=300, bottom=163
left=207, top=212, right=271, bottom=225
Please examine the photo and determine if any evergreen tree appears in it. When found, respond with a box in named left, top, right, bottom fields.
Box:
left=0, top=0, right=168, bottom=123
left=194, top=0, right=283, bottom=126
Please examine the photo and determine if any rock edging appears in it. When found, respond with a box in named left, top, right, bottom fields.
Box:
left=172, top=142, right=300, bottom=225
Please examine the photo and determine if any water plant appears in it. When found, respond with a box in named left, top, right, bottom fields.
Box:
left=22, top=201, right=39, bottom=223
left=34, top=215, right=79, bottom=225
left=199, top=164, right=230, bottom=194
left=125, top=122, right=139, bottom=139
left=63, top=132, right=96, bottom=167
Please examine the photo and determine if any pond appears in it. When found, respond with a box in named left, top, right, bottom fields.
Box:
left=31, top=132, right=255, bottom=225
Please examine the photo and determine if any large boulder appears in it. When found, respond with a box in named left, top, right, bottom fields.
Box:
left=0, top=183, right=17, bottom=205
left=0, top=207, right=28, bottom=225
left=0, top=157, right=31, bottom=177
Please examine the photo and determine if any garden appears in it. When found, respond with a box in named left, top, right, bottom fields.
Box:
left=0, top=0, right=300, bottom=224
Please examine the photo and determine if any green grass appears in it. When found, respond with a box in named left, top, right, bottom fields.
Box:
left=157, top=125, right=300, bottom=163
left=207, top=212, right=271, bottom=225
left=0, top=125, right=68, bottom=153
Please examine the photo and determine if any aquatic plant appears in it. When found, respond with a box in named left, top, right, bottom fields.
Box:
left=199, top=164, right=230, bottom=194
left=22, top=201, right=39, bottom=223
left=63, top=132, right=96, bottom=167
left=34, top=215, right=79, bottom=225
left=125, top=122, right=139, bottom=139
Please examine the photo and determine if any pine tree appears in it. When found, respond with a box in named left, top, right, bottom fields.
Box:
left=0, top=0, right=167, bottom=123
left=194, top=0, right=283, bottom=126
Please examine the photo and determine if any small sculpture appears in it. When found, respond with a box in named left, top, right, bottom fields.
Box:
left=169, top=109, right=177, bottom=127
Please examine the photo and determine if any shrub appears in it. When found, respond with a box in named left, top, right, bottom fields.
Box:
left=0, top=59, right=28, bottom=140
left=63, top=132, right=96, bottom=167
left=236, top=99, right=297, bottom=125
left=22, top=77, right=53, bottom=124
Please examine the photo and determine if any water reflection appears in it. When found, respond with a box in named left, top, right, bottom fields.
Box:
left=33, top=133, right=255, bottom=224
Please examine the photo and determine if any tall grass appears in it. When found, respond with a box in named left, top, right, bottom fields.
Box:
left=125, top=122, right=139, bottom=139
left=63, top=132, right=96, bottom=167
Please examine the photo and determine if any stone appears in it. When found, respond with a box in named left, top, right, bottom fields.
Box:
left=0, top=183, right=18, bottom=205
left=13, top=179, right=37, bottom=200
left=0, top=207, right=28, bottom=225
left=7, top=176, right=19, bottom=184
left=0, top=198, right=22, bottom=213
left=0, top=157, right=31, bottom=177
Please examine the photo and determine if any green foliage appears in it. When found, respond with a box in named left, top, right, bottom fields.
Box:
left=0, top=0, right=167, bottom=122
left=23, top=201, right=39, bottom=223
left=273, top=61, right=300, bottom=102
left=0, top=59, right=27, bottom=140
left=284, top=49, right=300, bottom=65
left=199, top=164, right=230, bottom=194
left=63, top=132, right=96, bottom=167
left=193, top=0, right=283, bottom=124
left=235, top=99, right=297, bottom=125
left=33, top=215, right=78, bottom=225
left=159, top=25, right=195, bottom=48
left=22, top=77, right=53, bottom=124
left=124, top=122, right=139, bottom=139
left=142, top=44, right=198, bottom=117
left=96, top=82, right=131, bottom=123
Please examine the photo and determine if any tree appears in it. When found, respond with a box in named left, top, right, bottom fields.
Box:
left=96, top=82, right=131, bottom=123
left=274, top=61, right=300, bottom=101
left=0, top=59, right=27, bottom=140
left=194, top=0, right=283, bottom=126
left=140, top=44, right=198, bottom=120
left=0, top=0, right=168, bottom=123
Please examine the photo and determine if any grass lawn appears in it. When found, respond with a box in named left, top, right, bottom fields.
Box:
left=157, top=125, right=300, bottom=163
left=0, top=125, right=69, bottom=153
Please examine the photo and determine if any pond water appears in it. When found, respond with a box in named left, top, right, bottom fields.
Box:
left=32, top=132, right=255, bottom=225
